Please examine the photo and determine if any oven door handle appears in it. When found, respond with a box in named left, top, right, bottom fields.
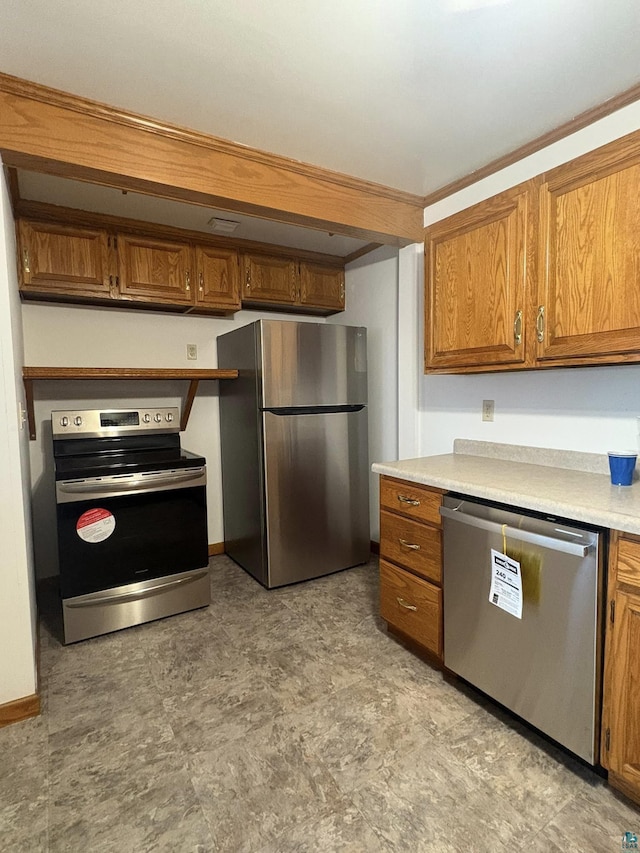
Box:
left=65, top=570, right=210, bottom=608
left=57, top=467, right=206, bottom=500
left=439, top=506, right=590, bottom=557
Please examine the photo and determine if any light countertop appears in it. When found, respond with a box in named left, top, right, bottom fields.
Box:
left=372, top=440, right=640, bottom=534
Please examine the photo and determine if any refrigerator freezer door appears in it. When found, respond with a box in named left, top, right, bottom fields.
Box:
left=262, top=407, right=370, bottom=587
left=260, top=320, right=367, bottom=408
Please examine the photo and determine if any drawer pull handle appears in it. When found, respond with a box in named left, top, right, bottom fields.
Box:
left=398, top=495, right=420, bottom=506
left=397, top=597, right=417, bottom=611
left=399, top=538, right=420, bottom=551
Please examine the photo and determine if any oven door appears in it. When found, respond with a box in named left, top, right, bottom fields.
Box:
left=56, top=467, right=208, bottom=598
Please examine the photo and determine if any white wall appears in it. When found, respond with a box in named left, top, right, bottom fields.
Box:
left=336, top=247, right=399, bottom=540
left=0, top=165, right=37, bottom=704
left=22, top=303, right=330, bottom=578
left=415, top=100, right=640, bottom=459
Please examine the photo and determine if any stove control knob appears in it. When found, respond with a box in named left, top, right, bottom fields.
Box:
left=142, top=413, right=151, bottom=424
left=154, top=413, right=162, bottom=423
left=166, top=412, right=174, bottom=423
left=60, top=416, right=69, bottom=427
left=74, top=416, right=83, bottom=427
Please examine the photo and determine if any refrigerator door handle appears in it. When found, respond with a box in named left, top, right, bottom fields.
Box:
left=263, top=405, right=366, bottom=416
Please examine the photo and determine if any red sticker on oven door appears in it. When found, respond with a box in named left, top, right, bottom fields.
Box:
left=76, top=508, right=116, bottom=543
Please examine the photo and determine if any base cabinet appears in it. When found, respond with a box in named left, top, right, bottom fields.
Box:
left=378, top=476, right=443, bottom=661
left=601, top=531, right=640, bottom=806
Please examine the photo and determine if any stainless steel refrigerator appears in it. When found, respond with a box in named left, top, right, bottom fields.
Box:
left=217, top=319, right=370, bottom=588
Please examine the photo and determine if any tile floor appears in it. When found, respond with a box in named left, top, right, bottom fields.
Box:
left=2, top=555, right=639, bottom=852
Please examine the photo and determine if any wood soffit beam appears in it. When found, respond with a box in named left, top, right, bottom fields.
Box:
left=423, top=80, right=640, bottom=207
left=0, top=73, right=424, bottom=247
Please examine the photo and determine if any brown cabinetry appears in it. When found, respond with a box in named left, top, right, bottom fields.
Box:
left=17, top=212, right=343, bottom=316
left=601, top=531, right=640, bottom=806
left=195, top=245, right=240, bottom=311
left=299, top=262, right=345, bottom=311
left=241, top=253, right=345, bottom=313
left=378, top=476, right=443, bottom=660
left=425, top=129, right=640, bottom=373
left=17, top=217, right=240, bottom=314
left=538, top=136, right=640, bottom=365
left=117, top=234, right=193, bottom=305
left=425, top=181, right=536, bottom=372
left=18, top=219, right=113, bottom=299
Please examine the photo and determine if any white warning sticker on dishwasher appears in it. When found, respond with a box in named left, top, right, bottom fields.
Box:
left=489, top=549, right=522, bottom=619
left=76, top=508, right=116, bottom=543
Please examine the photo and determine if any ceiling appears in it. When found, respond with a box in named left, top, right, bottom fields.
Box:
left=3, top=0, right=640, bottom=222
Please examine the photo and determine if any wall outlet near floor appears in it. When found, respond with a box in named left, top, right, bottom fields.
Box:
left=482, top=399, right=495, bottom=422
left=186, top=343, right=198, bottom=361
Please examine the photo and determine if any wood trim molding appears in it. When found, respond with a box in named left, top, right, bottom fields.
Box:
left=208, top=543, right=225, bottom=557
left=423, top=81, right=640, bottom=207
left=0, top=693, right=40, bottom=728
left=4, top=165, right=20, bottom=213
left=0, top=73, right=424, bottom=246
left=343, top=243, right=383, bottom=265
left=16, top=199, right=347, bottom=267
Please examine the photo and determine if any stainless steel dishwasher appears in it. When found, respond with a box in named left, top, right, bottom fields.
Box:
left=441, top=493, right=604, bottom=764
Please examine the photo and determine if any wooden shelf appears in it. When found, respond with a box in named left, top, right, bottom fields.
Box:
left=22, top=366, right=239, bottom=439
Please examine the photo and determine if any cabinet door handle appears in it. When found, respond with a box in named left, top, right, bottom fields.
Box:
left=23, top=248, right=30, bottom=273
left=397, top=597, right=417, bottom=611
left=199, top=271, right=204, bottom=293
left=185, top=271, right=191, bottom=293
left=536, top=305, right=545, bottom=343
left=513, top=309, right=523, bottom=345
left=245, top=267, right=251, bottom=289
left=399, top=539, right=420, bottom=550
left=398, top=495, right=420, bottom=506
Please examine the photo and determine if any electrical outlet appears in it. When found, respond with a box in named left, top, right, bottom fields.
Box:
left=482, top=400, right=495, bottom=422
left=186, top=343, right=198, bottom=361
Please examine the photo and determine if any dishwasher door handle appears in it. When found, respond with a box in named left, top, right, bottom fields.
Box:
left=439, top=506, right=590, bottom=557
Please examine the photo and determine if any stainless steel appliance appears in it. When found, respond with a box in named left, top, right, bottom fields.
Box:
left=53, top=407, right=209, bottom=643
left=441, top=494, right=604, bottom=764
left=217, top=319, right=369, bottom=588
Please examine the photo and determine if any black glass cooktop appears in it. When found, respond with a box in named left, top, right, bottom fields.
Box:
left=53, top=434, right=205, bottom=480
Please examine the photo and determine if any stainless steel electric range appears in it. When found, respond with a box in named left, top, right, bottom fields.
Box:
left=52, top=406, right=210, bottom=643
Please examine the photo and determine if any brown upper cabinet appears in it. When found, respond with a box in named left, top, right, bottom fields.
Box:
left=117, top=234, right=193, bottom=306
left=17, top=210, right=345, bottom=317
left=242, top=253, right=345, bottom=313
left=539, top=134, right=640, bottom=365
left=18, top=219, right=113, bottom=299
left=299, top=262, right=345, bottom=311
left=424, top=180, right=537, bottom=372
left=425, top=128, right=640, bottom=373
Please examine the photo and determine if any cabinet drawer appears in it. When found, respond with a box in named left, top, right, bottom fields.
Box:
left=618, top=537, right=640, bottom=586
left=380, top=510, right=442, bottom=583
left=380, top=559, right=442, bottom=657
left=380, top=476, right=442, bottom=526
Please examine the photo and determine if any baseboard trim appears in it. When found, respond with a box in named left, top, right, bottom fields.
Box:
left=370, top=540, right=380, bottom=555
left=0, top=693, right=40, bottom=728
left=208, top=542, right=225, bottom=557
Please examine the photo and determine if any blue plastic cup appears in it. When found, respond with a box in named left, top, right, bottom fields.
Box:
left=608, top=451, right=637, bottom=486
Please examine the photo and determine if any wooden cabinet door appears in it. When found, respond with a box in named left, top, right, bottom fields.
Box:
left=299, top=262, right=344, bottom=311
left=117, top=234, right=193, bottom=305
left=18, top=219, right=112, bottom=296
left=424, top=181, right=536, bottom=372
left=539, top=143, right=640, bottom=364
left=241, top=253, right=298, bottom=305
left=195, top=245, right=240, bottom=311
left=603, top=586, right=640, bottom=801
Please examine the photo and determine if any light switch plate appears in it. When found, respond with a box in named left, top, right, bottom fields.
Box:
left=187, top=344, right=198, bottom=361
